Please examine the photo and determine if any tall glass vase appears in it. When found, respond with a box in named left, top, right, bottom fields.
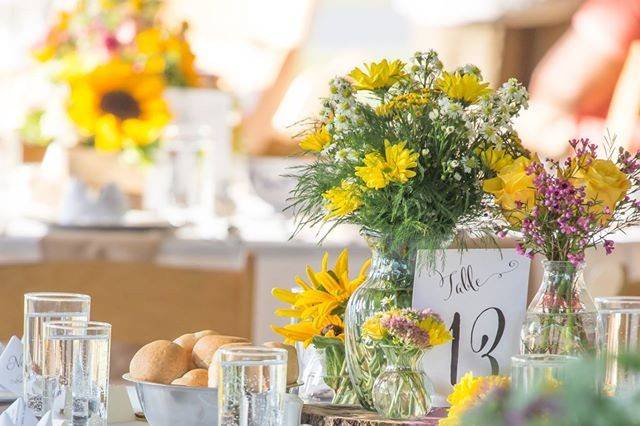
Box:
left=521, top=261, right=602, bottom=355
left=344, top=235, right=417, bottom=410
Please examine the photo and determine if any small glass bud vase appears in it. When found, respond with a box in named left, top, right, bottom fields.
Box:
left=521, top=261, right=602, bottom=355
left=372, top=345, right=433, bottom=420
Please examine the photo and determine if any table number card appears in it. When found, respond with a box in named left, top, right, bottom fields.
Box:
left=412, top=249, right=530, bottom=404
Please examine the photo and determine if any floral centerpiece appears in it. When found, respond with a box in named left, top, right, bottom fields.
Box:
left=362, top=308, right=452, bottom=419
left=28, top=0, right=200, bottom=162
left=271, top=249, right=370, bottom=405
left=288, top=49, right=528, bottom=408
left=484, top=138, right=640, bottom=354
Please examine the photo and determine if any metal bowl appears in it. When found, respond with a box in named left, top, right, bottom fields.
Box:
left=123, top=374, right=217, bottom=426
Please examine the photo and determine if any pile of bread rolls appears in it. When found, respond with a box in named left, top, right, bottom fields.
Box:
left=128, top=330, right=299, bottom=388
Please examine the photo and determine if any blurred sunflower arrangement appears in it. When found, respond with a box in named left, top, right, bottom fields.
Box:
left=271, top=249, right=371, bottom=404
left=29, top=0, right=200, bottom=161
left=290, top=50, right=530, bottom=255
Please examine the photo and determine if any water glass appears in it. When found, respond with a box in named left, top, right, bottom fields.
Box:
left=596, top=296, right=640, bottom=396
left=44, top=321, right=111, bottom=426
left=511, top=354, right=578, bottom=395
left=24, top=293, right=91, bottom=417
left=218, top=346, right=287, bottom=426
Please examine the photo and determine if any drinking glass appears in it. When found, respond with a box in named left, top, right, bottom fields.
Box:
left=24, top=293, right=91, bottom=417
left=510, top=354, right=578, bottom=395
left=596, top=296, right=640, bottom=396
left=218, top=346, right=287, bottom=426
left=44, top=321, right=111, bottom=426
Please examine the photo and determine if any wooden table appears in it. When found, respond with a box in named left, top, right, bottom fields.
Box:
left=301, top=404, right=447, bottom=426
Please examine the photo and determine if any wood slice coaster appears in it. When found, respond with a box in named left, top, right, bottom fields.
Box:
left=301, top=404, right=447, bottom=426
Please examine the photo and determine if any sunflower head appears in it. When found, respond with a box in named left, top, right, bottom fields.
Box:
left=67, top=59, right=171, bottom=152
left=348, top=59, right=407, bottom=91
left=437, top=71, right=491, bottom=104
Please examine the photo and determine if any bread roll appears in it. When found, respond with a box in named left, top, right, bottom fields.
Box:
left=194, top=330, right=218, bottom=340
left=207, top=342, right=252, bottom=388
left=171, top=369, right=208, bottom=387
left=174, top=333, right=198, bottom=369
left=192, top=335, right=248, bottom=368
left=129, top=340, right=190, bottom=384
left=263, top=341, right=299, bottom=385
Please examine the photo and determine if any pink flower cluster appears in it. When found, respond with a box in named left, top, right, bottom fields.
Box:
left=380, top=308, right=440, bottom=349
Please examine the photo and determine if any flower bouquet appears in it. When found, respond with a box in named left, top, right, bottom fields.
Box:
left=288, top=49, right=529, bottom=408
left=361, top=308, right=452, bottom=419
left=271, top=249, right=370, bottom=405
left=484, top=138, right=640, bottom=354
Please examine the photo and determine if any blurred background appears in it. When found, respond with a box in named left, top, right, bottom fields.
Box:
left=1, top=0, right=640, bottom=380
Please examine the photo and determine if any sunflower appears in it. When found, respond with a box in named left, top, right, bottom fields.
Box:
left=440, top=373, right=510, bottom=426
left=323, top=180, right=363, bottom=218
left=272, top=249, right=371, bottom=326
left=349, top=59, right=407, bottom=91
left=437, top=71, right=491, bottom=104
left=272, top=315, right=345, bottom=347
left=67, top=60, right=171, bottom=152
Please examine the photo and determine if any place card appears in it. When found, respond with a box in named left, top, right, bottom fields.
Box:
left=412, top=249, right=530, bottom=404
left=0, top=398, right=38, bottom=426
left=0, top=337, right=23, bottom=396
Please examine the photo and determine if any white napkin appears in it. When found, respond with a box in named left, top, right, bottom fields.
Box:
left=59, top=179, right=128, bottom=226
left=0, top=337, right=24, bottom=396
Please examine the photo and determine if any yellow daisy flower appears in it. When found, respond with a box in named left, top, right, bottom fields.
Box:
left=348, top=59, right=407, bottom=91
left=272, top=249, right=371, bottom=326
left=440, top=373, right=510, bottom=426
left=479, top=148, right=514, bottom=173
left=323, top=180, right=363, bottom=218
left=418, top=316, right=453, bottom=346
left=384, top=140, right=420, bottom=183
left=437, top=71, right=491, bottom=104
left=299, top=127, right=331, bottom=152
left=67, top=60, right=171, bottom=152
left=355, top=152, right=389, bottom=189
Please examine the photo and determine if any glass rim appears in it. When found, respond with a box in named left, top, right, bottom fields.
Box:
left=218, top=345, right=287, bottom=359
left=595, top=296, right=640, bottom=312
left=511, top=354, right=579, bottom=366
left=24, top=292, right=91, bottom=302
left=44, top=320, right=111, bottom=332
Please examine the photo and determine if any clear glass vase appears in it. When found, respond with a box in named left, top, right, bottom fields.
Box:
left=521, top=261, right=602, bottom=355
left=372, top=346, right=433, bottom=420
left=344, top=235, right=417, bottom=410
left=322, top=343, right=359, bottom=405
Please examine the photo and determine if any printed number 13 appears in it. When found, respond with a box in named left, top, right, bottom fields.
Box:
left=449, top=307, right=506, bottom=385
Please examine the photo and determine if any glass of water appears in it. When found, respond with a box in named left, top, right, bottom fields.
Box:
left=596, top=296, right=640, bottom=396
left=511, top=354, right=578, bottom=395
left=218, top=346, right=287, bottom=426
left=24, top=293, right=91, bottom=417
left=44, top=321, right=111, bottom=426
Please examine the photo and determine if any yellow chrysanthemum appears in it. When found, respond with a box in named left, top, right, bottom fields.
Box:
left=437, top=72, right=491, bottom=104
left=384, top=140, right=420, bottom=183
left=418, top=316, right=453, bottom=346
left=299, top=127, right=331, bottom=152
left=67, top=60, right=171, bottom=152
left=362, top=314, right=385, bottom=340
left=323, top=180, right=363, bottom=218
left=440, top=373, right=510, bottom=426
left=355, top=140, right=420, bottom=189
left=355, top=152, right=389, bottom=189
left=348, top=59, right=407, bottom=91
left=479, top=148, right=514, bottom=173
left=272, top=249, right=371, bottom=326
left=272, top=315, right=345, bottom=347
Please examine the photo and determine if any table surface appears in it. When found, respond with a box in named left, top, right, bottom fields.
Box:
left=302, top=404, right=447, bottom=426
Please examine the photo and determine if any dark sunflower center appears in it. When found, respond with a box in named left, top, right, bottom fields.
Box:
left=99, top=90, right=141, bottom=120
left=321, top=324, right=343, bottom=336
